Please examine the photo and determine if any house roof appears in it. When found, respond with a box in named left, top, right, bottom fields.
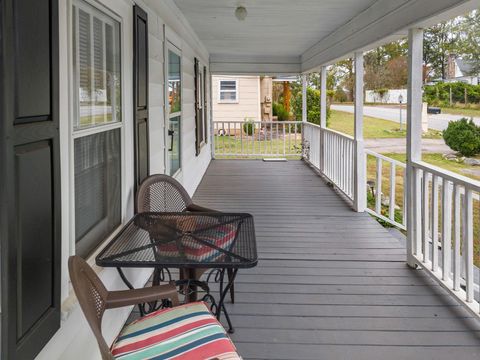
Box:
left=456, top=58, right=477, bottom=76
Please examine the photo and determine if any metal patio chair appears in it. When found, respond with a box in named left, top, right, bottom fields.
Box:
left=68, top=256, right=241, bottom=360
left=136, top=174, right=236, bottom=303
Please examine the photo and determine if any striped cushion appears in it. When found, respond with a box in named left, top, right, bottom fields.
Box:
left=111, top=302, right=241, bottom=360
left=157, top=224, right=237, bottom=263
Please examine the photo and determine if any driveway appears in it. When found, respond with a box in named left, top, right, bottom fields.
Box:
left=332, top=104, right=480, bottom=131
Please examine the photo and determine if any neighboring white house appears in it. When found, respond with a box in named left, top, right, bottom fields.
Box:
left=446, top=54, right=480, bottom=85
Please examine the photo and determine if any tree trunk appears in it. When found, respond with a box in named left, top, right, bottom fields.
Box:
left=283, top=81, right=291, bottom=115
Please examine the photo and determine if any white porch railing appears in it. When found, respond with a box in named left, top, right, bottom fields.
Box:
left=411, top=161, right=480, bottom=314
left=213, top=121, right=479, bottom=315
left=213, top=121, right=302, bottom=158
left=303, top=123, right=355, bottom=200
left=365, top=150, right=407, bottom=230
left=364, top=153, right=479, bottom=314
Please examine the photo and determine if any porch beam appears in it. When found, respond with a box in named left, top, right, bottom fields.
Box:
left=210, top=54, right=301, bottom=75
left=406, top=28, right=424, bottom=267
left=302, top=74, right=307, bottom=123
left=353, top=52, right=366, bottom=212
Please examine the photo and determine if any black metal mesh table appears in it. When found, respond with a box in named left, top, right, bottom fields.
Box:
left=96, top=212, right=257, bottom=332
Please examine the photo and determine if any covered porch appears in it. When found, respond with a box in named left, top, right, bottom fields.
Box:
left=194, top=160, right=480, bottom=359
left=2, top=0, right=480, bottom=359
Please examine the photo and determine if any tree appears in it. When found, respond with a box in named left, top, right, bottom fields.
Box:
left=385, top=56, right=408, bottom=88
left=423, top=20, right=458, bottom=80
left=364, top=40, right=408, bottom=90
left=456, top=10, right=480, bottom=75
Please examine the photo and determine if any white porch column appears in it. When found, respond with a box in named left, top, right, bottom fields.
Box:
left=354, top=52, right=366, bottom=212
left=406, top=28, right=424, bottom=267
left=302, top=74, right=307, bottom=122
left=320, top=67, right=327, bottom=128
left=320, top=66, right=327, bottom=172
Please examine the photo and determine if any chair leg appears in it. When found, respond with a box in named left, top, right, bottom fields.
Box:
left=227, top=268, right=235, bottom=304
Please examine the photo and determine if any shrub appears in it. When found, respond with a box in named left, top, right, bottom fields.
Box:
left=424, top=82, right=480, bottom=105
left=243, top=118, right=255, bottom=136
left=443, top=118, right=480, bottom=157
left=292, top=87, right=332, bottom=126
left=272, top=102, right=289, bottom=121
left=376, top=88, right=389, bottom=98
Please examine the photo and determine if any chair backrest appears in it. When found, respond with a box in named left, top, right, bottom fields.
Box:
left=68, top=256, right=113, bottom=360
left=136, top=174, right=193, bottom=213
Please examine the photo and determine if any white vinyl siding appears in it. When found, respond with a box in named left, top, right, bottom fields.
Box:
left=213, top=76, right=260, bottom=123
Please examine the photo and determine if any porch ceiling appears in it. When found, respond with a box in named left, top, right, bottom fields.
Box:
left=167, top=0, right=479, bottom=74
left=172, top=0, right=377, bottom=58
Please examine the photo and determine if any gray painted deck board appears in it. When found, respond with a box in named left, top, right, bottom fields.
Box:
left=192, top=160, right=480, bottom=360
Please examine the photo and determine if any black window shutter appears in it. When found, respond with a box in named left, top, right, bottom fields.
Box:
left=133, top=5, right=149, bottom=195
left=203, top=65, right=208, bottom=144
left=1, top=0, right=61, bottom=359
left=194, top=57, right=201, bottom=156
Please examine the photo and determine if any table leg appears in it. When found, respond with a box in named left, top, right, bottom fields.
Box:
left=215, top=268, right=238, bottom=333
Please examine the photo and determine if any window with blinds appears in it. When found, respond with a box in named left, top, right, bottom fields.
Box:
left=219, top=80, right=238, bottom=102
left=72, top=0, right=122, bottom=257
left=73, top=0, right=121, bottom=130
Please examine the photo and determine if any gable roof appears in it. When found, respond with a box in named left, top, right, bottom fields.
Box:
left=456, top=58, right=478, bottom=76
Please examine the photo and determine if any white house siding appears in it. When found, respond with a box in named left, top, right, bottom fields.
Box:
left=212, top=75, right=261, bottom=123
left=36, top=0, right=211, bottom=359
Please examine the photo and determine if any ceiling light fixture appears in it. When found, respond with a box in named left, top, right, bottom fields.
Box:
left=235, top=6, right=247, bottom=21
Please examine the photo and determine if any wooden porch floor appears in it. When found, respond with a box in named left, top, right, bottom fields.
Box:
left=193, top=160, right=480, bottom=360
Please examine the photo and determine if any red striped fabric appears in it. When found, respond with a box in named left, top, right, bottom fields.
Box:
left=111, top=302, right=241, bottom=360
left=157, top=224, right=237, bottom=262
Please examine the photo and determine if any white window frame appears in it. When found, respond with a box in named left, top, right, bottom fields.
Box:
left=218, top=79, right=238, bottom=103
left=68, top=0, right=126, bottom=258
left=196, top=59, right=207, bottom=150
left=164, top=40, right=183, bottom=177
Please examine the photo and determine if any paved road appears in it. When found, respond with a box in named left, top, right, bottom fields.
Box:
left=331, top=104, right=480, bottom=131
left=365, top=138, right=452, bottom=154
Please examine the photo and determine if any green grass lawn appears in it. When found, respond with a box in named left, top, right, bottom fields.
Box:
left=439, top=106, right=480, bottom=118
left=329, top=110, right=442, bottom=139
